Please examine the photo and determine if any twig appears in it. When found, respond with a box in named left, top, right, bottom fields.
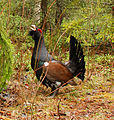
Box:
left=52, top=29, right=68, bottom=55
left=0, top=3, right=8, bottom=16
left=57, top=99, right=61, bottom=119
left=42, top=0, right=56, bottom=31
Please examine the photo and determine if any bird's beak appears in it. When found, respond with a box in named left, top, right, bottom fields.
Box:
left=30, top=25, right=36, bottom=31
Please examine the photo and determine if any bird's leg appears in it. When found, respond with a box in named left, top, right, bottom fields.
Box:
left=49, top=82, right=62, bottom=98
left=49, top=84, right=58, bottom=98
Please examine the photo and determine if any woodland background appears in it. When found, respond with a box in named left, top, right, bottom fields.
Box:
left=0, top=0, right=113, bottom=119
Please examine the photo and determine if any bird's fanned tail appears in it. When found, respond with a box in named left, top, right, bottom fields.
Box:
left=66, top=35, right=85, bottom=81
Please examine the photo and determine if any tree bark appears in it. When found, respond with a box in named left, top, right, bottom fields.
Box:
left=41, top=0, right=47, bottom=29
left=34, top=0, right=41, bottom=24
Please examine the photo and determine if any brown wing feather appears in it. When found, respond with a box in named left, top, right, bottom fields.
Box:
left=43, top=61, right=75, bottom=84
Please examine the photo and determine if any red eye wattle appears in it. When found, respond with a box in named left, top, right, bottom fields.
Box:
left=38, top=29, right=42, bottom=33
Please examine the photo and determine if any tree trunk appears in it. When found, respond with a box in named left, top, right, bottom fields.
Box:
left=41, top=0, right=47, bottom=29
left=34, top=0, right=41, bottom=24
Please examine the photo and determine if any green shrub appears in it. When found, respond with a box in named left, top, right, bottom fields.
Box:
left=0, top=25, right=14, bottom=92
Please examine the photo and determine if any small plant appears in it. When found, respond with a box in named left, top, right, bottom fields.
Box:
left=0, top=25, right=14, bottom=92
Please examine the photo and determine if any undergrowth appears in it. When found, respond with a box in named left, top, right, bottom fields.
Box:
left=0, top=49, right=113, bottom=119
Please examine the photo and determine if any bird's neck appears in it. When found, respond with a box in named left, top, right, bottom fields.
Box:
left=32, top=37, right=52, bottom=62
left=34, top=37, right=46, bottom=53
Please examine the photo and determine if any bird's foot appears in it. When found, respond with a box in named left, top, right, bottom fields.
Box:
left=48, top=89, right=58, bottom=98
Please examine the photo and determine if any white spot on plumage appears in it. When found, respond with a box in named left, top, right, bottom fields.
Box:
left=44, top=62, right=49, bottom=66
left=56, top=81, right=61, bottom=86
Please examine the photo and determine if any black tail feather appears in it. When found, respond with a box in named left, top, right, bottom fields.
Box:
left=67, top=35, right=85, bottom=81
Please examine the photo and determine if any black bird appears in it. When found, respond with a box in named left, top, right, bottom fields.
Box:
left=29, top=25, right=85, bottom=97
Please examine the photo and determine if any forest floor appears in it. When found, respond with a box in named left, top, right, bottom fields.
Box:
left=0, top=52, right=113, bottom=120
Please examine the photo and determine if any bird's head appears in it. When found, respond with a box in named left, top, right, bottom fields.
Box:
left=29, top=25, right=42, bottom=41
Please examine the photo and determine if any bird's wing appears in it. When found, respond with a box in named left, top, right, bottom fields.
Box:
left=43, top=61, right=77, bottom=85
